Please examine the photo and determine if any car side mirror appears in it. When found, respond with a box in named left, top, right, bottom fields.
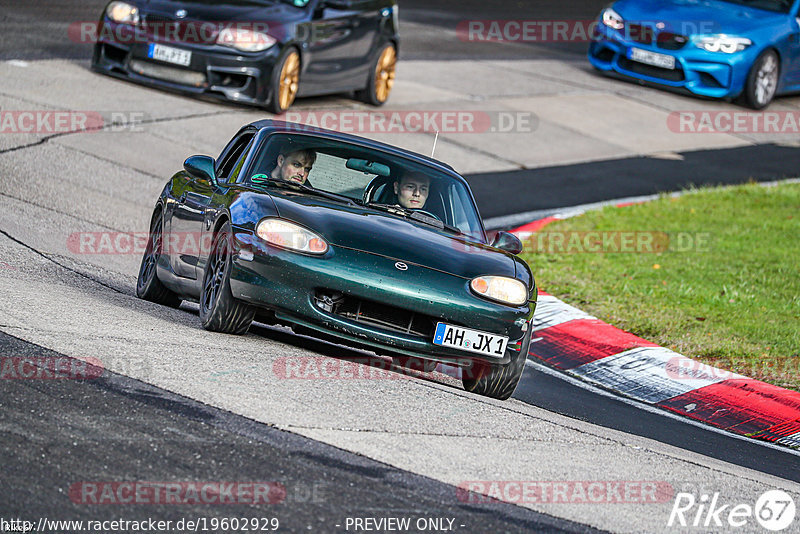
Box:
left=184, top=155, right=217, bottom=185
left=491, top=231, right=523, bottom=255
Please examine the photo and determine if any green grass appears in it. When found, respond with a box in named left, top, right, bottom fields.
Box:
left=520, top=181, right=800, bottom=391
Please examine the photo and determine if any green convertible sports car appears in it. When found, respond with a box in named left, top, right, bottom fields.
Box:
left=136, top=120, right=537, bottom=399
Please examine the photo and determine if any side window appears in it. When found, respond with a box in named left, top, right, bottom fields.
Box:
left=216, top=133, right=254, bottom=183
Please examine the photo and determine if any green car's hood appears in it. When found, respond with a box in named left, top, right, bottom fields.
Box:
left=270, top=191, right=517, bottom=280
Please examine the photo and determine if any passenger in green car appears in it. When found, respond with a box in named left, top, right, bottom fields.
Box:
left=393, top=173, right=430, bottom=209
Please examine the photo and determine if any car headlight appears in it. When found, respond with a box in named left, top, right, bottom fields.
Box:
left=470, top=276, right=528, bottom=306
left=256, top=219, right=328, bottom=255
left=106, top=1, right=139, bottom=24
left=695, top=36, right=751, bottom=54
left=216, top=27, right=276, bottom=52
left=601, top=7, right=624, bottom=31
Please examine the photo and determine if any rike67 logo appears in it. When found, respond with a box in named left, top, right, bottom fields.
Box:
left=668, top=489, right=796, bottom=531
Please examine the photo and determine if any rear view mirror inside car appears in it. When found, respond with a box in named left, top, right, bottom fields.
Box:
left=346, top=158, right=390, bottom=177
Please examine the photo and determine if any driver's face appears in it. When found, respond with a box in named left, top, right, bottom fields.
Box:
left=394, top=175, right=430, bottom=209
left=276, top=152, right=313, bottom=184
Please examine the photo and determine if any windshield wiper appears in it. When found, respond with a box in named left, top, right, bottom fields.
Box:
left=367, top=202, right=463, bottom=235
left=251, top=175, right=359, bottom=206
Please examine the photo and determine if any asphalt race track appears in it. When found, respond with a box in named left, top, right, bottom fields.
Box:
left=1, top=1, right=799, bottom=533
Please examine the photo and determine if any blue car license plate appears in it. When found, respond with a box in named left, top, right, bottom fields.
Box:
left=628, top=47, right=675, bottom=70
left=433, top=322, right=508, bottom=358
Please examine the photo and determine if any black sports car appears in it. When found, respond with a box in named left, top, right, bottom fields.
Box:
left=136, top=121, right=537, bottom=400
left=91, top=0, right=398, bottom=112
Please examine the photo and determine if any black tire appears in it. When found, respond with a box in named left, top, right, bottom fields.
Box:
left=267, top=47, right=300, bottom=114
left=356, top=42, right=396, bottom=106
left=199, top=221, right=255, bottom=335
left=136, top=207, right=182, bottom=308
left=462, top=328, right=533, bottom=400
left=744, top=49, right=779, bottom=110
left=393, top=356, right=437, bottom=373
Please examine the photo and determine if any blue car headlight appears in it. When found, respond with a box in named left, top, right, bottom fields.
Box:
left=695, top=35, right=752, bottom=54
left=602, top=7, right=624, bottom=31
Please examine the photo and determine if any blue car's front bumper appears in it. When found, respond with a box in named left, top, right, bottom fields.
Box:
left=588, top=23, right=757, bottom=99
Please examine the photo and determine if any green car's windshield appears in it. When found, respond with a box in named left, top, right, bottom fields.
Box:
left=248, top=133, right=486, bottom=241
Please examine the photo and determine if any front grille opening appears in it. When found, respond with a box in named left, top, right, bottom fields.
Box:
left=102, top=43, right=127, bottom=64
left=314, top=290, right=437, bottom=338
left=618, top=57, right=685, bottom=82
left=129, top=59, right=207, bottom=87
left=656, top=32, right=688, bottom=50
left=209, top=70, right=251, bottom=89
left=698, top=72, right=724, bottom=88
left=140, top=15, right=217, bottom=45
left=594, top=46, right=615, bottom=63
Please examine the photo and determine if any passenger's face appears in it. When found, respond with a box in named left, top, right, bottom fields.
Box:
left=276, top=152, right=313, bottom=184
left=394, top=175, right=430, bottom=209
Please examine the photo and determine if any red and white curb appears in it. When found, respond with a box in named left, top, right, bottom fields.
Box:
left=528, top=290, right=800, bottom=449
left=509, top=189, right=800, bottom=450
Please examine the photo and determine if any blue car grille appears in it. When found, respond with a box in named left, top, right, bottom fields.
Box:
left=625, top=24, right=688, bottom=51
left=618, top=56, right=685, bottom=82
left=656, top=32, right=689, bottom=50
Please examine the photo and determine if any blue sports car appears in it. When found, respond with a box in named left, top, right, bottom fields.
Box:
left=588, top=0, right=800, bottom=108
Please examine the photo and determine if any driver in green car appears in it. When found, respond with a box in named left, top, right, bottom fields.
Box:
left=393, top=173, right=430, bottom=209
left=270, top=148, right=316, bottom=185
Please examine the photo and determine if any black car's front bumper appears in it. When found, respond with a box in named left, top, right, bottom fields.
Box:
left=91, top=21, right=281, bottom=107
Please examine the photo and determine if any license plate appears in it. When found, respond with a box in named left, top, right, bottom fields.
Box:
left=148, top=43, right=191, bottom=67
left=433, top=322, right=508, bottom=358
left=629, top=47, right=675, bottom=70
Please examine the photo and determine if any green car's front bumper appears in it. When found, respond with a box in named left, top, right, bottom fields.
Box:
left=229, top=231, right=535, bottom=367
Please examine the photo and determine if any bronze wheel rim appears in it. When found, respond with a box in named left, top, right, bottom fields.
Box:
left=278, top=51, right=300, bottom=111
left=373, top=46, right=396, bottom=103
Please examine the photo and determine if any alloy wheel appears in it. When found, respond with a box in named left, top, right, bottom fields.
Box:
left=138, top=217, right=162, bottom=292
left=373, top=46, right=396, bottom=103
left=202, top=238, right=228, bottom=313
left=278, top=51, right=300, bottom=111
left=755, top=54, right=778, bottom=107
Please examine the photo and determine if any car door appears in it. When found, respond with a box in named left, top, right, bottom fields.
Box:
left=169, top=131, right=254, bottom=280
left=194, top=131, right=258, bottom=284
left=299, top=0, right=368, bottom=92
left=341, top=0, right=386, bottom=80
left=783, top=12, right=800, bottom=85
